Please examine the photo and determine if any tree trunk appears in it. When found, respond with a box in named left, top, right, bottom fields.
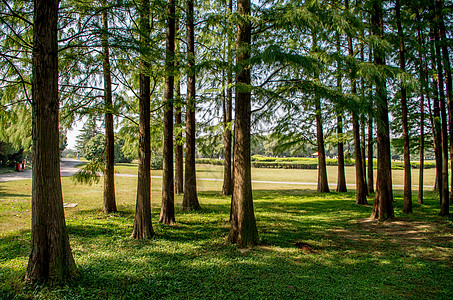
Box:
left=436, top=0, right=453, bottom=206
left=315, top=97, right=329, bottom=193
left=174, top=18, right=184, bottom=195
left=222, top=0, right=233, bottom=196
left=132, top=0, right=154, bottom=239
left=228, top=0, right=258, bottom=246
left=360, top=118, right=368, bottom=195
left=26, top=0, right=77, bottom=283
left=370, top=0, right=394, bottom=221
left=433, top=1, right=449, bottom=216
left=336, top=115, right=347, bottom=192
left=367, top=118, right=374, bottom=194
left=101, top=1, right=117, bottom=214
left=346, top=0, right=365, bottom=204
left=159, top=0, right=176, bottom=224
left=182, top=0, right=200, bottom=211
left=335, top=33, right=346, bottom=193
left=416, top=12, right=425, bottom=204
left=396, top=0, right=412, bottom=213
left=429, top=28, right=442, bottom=195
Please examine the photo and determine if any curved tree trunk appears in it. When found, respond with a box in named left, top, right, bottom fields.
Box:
left=396, top=0, right=412, bottom=214
left=228, top=0, right=258, bottom=246
left=159, top=0, right=176, bottom=224
left=132, top=0, right=154, bottom=239
left=370, top=0, right=394, bottom=221
left=182, top=0, right=200, bottom=211
left=26, top=0, right=77, bottom=283
left=222, top=0, right=233, bottom=196
left=101, top=1, right=117, bottom=214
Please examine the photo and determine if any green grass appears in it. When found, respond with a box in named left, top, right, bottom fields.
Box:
left=0, top=168, right=452, bottom=299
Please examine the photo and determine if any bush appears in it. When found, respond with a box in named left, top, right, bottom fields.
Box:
left=252, top=161, right=318, bottom=169
left=151, top=155, right=163, bottom=170
left=196, top=158, right=224, bottom=165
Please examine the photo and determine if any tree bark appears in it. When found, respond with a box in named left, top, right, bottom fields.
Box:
left=396, top=0, right=412, bottom=213
left=336, top=115, right=347, bottom=192
left=183, top=0, right=201, bottom=211
left=159, top=0, right=176, bottom=224
left=436, top=0, right=453, bottom=206
left=429, top=27, right=442, bottom=195
left=228, top=0, right=258, bottom=246
left=346, top=0, right=365, bottom=204
left=174, top=18, right=183, bottom=195
left=416, top=12, right=425, bottom=204
left=433, top=1, right=449, bottom=216
left=132, top=0, right=154, bottom=239
left=370, top=0, right=394, bottom=221
left=360, top=118, right=368, bottom=195
left=222, top=0, right=233, bottom=196
left=367, top=118, right=374, bottom=194
left=26, top=0, right=77, bottom=283
left=101, top=1, right=117, bottom=214
left=335, top=33, right=346, bottom=193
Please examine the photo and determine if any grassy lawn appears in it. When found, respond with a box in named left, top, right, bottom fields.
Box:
left=1, top=166, right=452, bottom=299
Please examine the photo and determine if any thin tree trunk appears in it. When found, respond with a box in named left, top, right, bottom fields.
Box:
left=367, top=48, right=375, bottom=194
left=159, top=0, right=176, bottom=224
left=346, top=0, right=365, bottom=204
left=26, top=0, right=77, bottom=283
left=436, top=0, right=453, bottom=206
left=429, top=28, right=442, bottom=194
left=416, top=11, right=426, bottom=204
left=370, top=0, right=394, bottom=220
left=101, top=1, right=117, bottom=213
left=228, top=0, right=258, bottom=246
left=132, top=0, right=154, bottom=239
left=336, top=33, right=346, bottom=193
left=174, top=18, right=184, bottom=195
left=396, top=0, right=412, bottom=213
left=360, top=118, right=368, bottom=195
left=337, top=115, right=347, bottom=192
left=183, top=0, right=200, bottom=211
left=222, top=0, right=233, bottom=196
left=433, top=2, right=449, bottom=216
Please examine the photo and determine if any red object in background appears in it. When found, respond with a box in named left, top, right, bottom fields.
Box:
left=15, top=163, right=20, bottom=171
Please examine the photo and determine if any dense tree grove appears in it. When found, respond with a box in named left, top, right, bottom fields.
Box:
left=0, top=0, right=452, bottom=283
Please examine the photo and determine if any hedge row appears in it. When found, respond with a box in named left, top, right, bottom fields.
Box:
left=252, top=161, right=318, bottom=169
left=195, top=158, right=224, bottom=166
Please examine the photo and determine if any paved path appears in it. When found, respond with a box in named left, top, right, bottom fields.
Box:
left=0, top=159, right=434, bottom=188
left=0, top=158, right=83, bottom=182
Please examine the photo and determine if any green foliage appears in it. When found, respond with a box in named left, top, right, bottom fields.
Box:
left=150, top=154, right=163, bottom=170
left=0, top=141, right=23, bottom=167
left=83, top=134, right=132, bottom=164
left=72, top=160, right=103, bottom=185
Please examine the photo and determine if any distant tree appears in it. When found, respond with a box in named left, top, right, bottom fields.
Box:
left=26, top=0, right=77, bottom=283
left=75, top=118, right=101, bottom=155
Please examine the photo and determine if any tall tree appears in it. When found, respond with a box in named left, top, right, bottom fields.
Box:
left=222, top=0, right=234, bottom=196
left=26, top=0, right=77, bottom=283
left=396, top=0, right=412, bottom=213
left=336, top=33, right=347, bottom=193
left=370, top=0, right=394, bottom=220
left=182, top=0, right=200, bottom=211
left=433, top=0, right=449, bottom=215
left=367, top=119, right=374, bottom=194
left=346, top=0, right=366, bottom=204
left=228, top=0, right=258, bottom=246
left=174, top=17, right=184, bottom=195
left=132, top=0, right=154, bottom=239
left=312, top=33, right=329, bottom=193
left=101, top=0, right=117, bottom=213
left=159, top=0, right=176, bottom=224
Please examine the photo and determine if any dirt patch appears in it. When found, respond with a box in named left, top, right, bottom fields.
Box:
left=330, top=217, right=453, bottom=261
left=294, top=241, right=317, bottom=253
